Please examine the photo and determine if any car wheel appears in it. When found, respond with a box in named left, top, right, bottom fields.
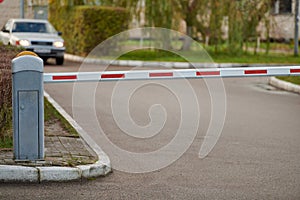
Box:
left=56, top=56, right=64, bottom=65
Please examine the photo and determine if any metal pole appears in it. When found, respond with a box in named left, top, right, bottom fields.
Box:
left=20, top=0, right=24, bottom=18
left=294, top=0, right=299, bottom=56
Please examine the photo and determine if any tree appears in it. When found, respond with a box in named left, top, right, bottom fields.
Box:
left=194, top=0, right=224, bottom=52
left=224, top=0, right=270, bottom=55
left=172, top=0, right=201, bottom=50
left=294, top=0, right=299, bottom=56
left=49, top=0, right=100, bottom=6
left=52, top=0, right=272, bottom=54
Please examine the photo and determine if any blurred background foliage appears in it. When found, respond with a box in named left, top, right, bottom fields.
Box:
left=49, top=0, right=274, bottom=56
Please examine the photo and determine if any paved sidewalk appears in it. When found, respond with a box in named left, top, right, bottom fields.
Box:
left=0, top=92, right=111, bottom=182
left=0, top=122, right=97, bottom=167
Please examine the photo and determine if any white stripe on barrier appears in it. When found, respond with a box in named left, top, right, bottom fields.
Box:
left=44, top=66, right=300, bottom=83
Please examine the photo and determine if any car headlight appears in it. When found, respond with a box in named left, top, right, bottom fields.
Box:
left=17, top=39, right=30, bottom=47
left=53, top=41, right=64, bottom=48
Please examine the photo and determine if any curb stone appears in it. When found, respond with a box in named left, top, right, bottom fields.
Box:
left=269, top=77, right=300, bottom=95
left=43, top=92, right=112, bottom=179
left=37, top=167, right=81, bottom=182
left=0, top=165, right=38, bottom=182
left=0, top=92, right=111, bottom=183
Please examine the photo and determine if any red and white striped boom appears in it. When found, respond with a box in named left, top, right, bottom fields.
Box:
left=44, top=66, right=300, bottom=83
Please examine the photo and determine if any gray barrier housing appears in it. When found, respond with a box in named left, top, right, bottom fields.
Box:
left=12, top=55, right=44, bottom=161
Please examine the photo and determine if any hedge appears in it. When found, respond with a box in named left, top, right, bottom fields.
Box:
left=49, top=5, right=129, bottom=56
left=0, top=44, right=23, bottom=146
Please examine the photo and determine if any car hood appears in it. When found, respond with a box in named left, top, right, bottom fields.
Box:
left=12, top=33, right=63, bottom=41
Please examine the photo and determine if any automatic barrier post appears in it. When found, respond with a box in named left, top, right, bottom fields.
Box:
left=12, top=51, right=44, bottom=161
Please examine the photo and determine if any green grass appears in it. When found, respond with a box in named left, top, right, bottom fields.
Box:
left=121, top=39, right=294, bottom=51
left=210, top=53, right=300, bottom=64
left=118, top=49, right=186, bottom=62
left=44, top=98, right=78, bottom=137
left=116, top=40, right=300, bottom=63
left=0, top=105, right=12, bottom=148
left=117, top=49, right=300, bottom=64
left=276, top=76, right=300, bottom=85
left=0, top=98, right=78, bottom=148
left=0, top=106, right=12, bottom=148
left=0, top=134, right=13, bottom=148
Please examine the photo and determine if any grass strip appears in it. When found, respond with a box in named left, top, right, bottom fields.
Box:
left=44, top=97, right=79, bottom=137
left=276, top=76, right=300, bottom=85
left=0, top=98, right=78, bottom=148
left=118, top=49, right=300, bottom=64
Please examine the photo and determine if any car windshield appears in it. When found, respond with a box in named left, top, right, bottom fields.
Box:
left=12, top=22, right=57, bottom=34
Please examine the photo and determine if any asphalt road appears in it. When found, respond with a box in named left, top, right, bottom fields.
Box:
left=1, top=60, right=299, bottom=199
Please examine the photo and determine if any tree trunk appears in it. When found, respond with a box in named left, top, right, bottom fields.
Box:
left=182, top=25, right=193, bottom=51
left=294, top=0, right=299, bottom=56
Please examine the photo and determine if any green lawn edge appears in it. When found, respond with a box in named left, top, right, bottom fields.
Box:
left=0, top=98, right=78, bottom=148
left=117, top=49, right=300, bottom=64
left=276, top=76, right=300, bottom=85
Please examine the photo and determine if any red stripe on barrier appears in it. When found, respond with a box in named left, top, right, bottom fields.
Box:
left=101, top=74, right=125, bottom=79
left=291, top=69, right=300, bottom=73
left=244, top=70, right=267, bottom=74
left=52, top=75, right=77, bottom=80
left=149, top=72, right=173, bottom=77
left=196, top=71, right=220, bottom=76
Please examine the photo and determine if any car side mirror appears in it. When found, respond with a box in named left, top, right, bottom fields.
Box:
left=2, top=29, right=9, bottom=33
left=57, top=31, right=62, bottom=36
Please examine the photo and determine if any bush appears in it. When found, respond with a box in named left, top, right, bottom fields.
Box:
left=0, top=44, right=23, bottom=147
left=49, top=5, right=129, bottom=56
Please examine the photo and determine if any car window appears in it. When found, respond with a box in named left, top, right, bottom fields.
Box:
left=12, top=22, right=57, bottom=34
left=2, top=20, right=12, bottom=32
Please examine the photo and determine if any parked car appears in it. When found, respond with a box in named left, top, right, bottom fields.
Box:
left=0, top=18, right=65, bottom=65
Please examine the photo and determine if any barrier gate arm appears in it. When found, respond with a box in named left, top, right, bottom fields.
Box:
left=44, top=66, right=300, bottom=83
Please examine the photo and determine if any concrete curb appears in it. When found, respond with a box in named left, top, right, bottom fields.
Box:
left=43, top=92, right=112, bottom=179
left=65, top=53, right=282, bottom=68
left=0, top=165, right=38, bottom=182
left=269, top=77, right=300, bottom=95
left=38, top=167, right=81, bottom=182
left=0, top=93, right=111, bottom=183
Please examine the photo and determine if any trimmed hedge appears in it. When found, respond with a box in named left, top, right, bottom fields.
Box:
left=49, top=5, right=129, bottom=56
left=0, top=44, right=23, bottom=147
